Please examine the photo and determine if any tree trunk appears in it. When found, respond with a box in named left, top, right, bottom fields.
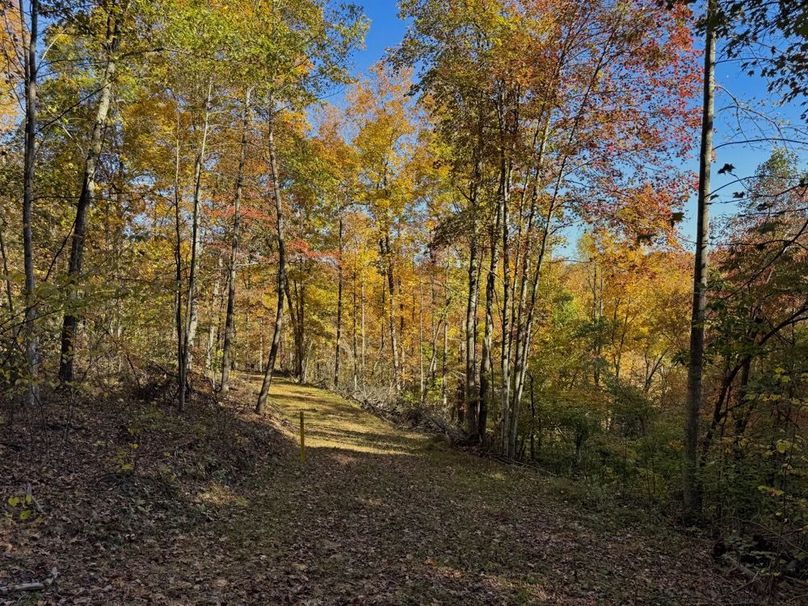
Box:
left=503, top=115, right=549, bottom=457
left=442, top=260, right=449, bottom=410
left=479, top=212, right=501, bottom=444
left=284, top=277, right=305, bottom=381
left=0, top=218, right=13, bottom=314
left=464, top=213, right=480, bottom=433
left=464, top=111, right=485, bottom=432
left=361, top=273, right=366, bottom=387
left=256, top=111, right=287, bottom=413
left=59, top=8, right=123, bottom=383
left=179, top=81, right=213, bottom=411
left=683, top=0, right=716, bottom=518
left=334, top=214, right=344, bottom=387
left=220, top=88, right=251, bottom=394
left=21, top=0, right=38, bottom=408
left=205, top=255, right=223, bottom=375
left=173, top=108, right=184, bottom=396
left=484, top=98, right=513, bottom=446
left=418, top=281, right=425, bottom=404
left=380, top=233, right=400, bottom=391
left=352, top=269, right=359, bottom=392
left=499, top=154, right=512, bottom=446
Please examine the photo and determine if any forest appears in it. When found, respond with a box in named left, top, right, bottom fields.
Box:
left=1, top=0, right=807, bottom=604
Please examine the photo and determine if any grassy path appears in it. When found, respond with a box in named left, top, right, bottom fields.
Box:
left=1, top=379, right=750, bottom=605
left=205, top=380, right=745, bottom=605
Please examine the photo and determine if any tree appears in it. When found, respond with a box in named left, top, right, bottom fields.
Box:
left=22, top=0, right=39, bottom=407
left=58, top=0, right=129, bottom=383
left=219, top=88, right=252, bottom=395
left=254, top=0, right=365, bottom=413
left=682, top=0, right=716, bottom=519
left=401, top=0, right=698, bottom=454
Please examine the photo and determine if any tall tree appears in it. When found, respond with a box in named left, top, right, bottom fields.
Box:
left=59, top=0, right=128, bottom=383
left=219, top=88, right=252, bottom=395
left=254, top=0, right=366, bottom=412
left=683, top=0, right=716, bottom=518
left=21, top=0, right=38, bottom=407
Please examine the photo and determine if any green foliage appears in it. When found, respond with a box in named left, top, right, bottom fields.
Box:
left=4, top=488, right=39, bottom=524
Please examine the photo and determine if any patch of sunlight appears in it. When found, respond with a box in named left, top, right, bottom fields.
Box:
left=264, top=379, right=428, bottom=456
left=307, top=437, right=417, bottom=456
left=487, top=470, right=507, bottom=481
left=356, top=496, right=385, bottom=508
left=197, top=483, right=249, bottom=508
left=329, top=452, right=359, bottom=465
left=426, top=560, right=465, bottom=581
left=481, top=573, right=550, bottom=602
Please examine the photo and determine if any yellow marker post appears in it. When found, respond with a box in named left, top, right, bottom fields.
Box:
left=299, top=410, right=306, bottom=464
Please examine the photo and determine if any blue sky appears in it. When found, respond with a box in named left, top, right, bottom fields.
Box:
left=343, top=1, right=807, bottom=251
left=350, top=1, right=408, bottom=75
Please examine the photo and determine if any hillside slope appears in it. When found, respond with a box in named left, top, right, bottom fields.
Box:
left=2, top=378, right=755, bottom=604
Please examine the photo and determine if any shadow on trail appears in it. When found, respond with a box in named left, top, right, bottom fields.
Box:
left=207, top=378, right=748, bottom=606
left=2, top=376, right=754, bottom=605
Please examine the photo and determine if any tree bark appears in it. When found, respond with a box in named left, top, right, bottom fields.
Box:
left=352, top=268, right=358, bottom=391
left=284, top=276, right=305, bottom=381
left=21, top=0, right=38, bottom=407
left=220, top=88, right=251, bottom=394
left=205, top=255, right=223, bottom=375
left=361, top=273, right=366, bottom=386
left=464, top=183, right=481, bottom=432
left=683, top=0, right=716, bottom=518
left=334, top=214, right=344, bottom=387
left=173, top=108, right=184, bottom=396
left=418, top=281, right=425, bottom=404
left=0, top=218, right=13, bottom=314
left=479, top=184, right=502, bottom=444
left=256, top=110, right=287, bottom=413
left=179, top=80, right=213, bottom=411
left=59, top=7, right=123, bottom=383
left=442, top=260, right=449, bottom=410
left=380, top=233, right=400, bottom=391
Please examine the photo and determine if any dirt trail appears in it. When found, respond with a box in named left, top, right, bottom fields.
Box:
left=209, top=379, right=746, bottom=605
left=1, top=379, right=752, bottom=605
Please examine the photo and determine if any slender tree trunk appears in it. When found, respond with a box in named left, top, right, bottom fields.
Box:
left=427, top=258, right=439, bottom=384
left=380, top=233, right=400, bottom=391
left=284, top=277, right=304, bottom=381
left=483, top=100, right=513, bottom=446
left=441, top=260, right=449, bottom=409
left=464, top=212, right=480, bottom=433
left=334, top=214, right=344, bottom=387
left=0, top=219, right=13, bottom=314
left=361, top=273, right=366, bottom=387
left=418, top=281, right=425, bottom=404
left=205, top=256, right=223, bottom=375
left=683, top=0, right=716, bottom=518
left=256, top=111, right=287, bottom=413
left=179, top=81, right=213, bottom=411
left=220, top=88, right=251, bottom=394
left=499, top=155, right=512, bottom=446
left=352, top=269, right=358, bottom=392
left=503, top=115, right=549, bottom=454
left=497, top=88, right=516, bottom=449
left=507, top=179, right=558, bottom=458
left=59, top=8, right=123, bottom=383
left=464, top=111, right=485, bottom=432
left=21, top=0, right=38, bottom=407
left=591, top=264, right=603, bottom=387
left=479, top=207, right=501, bottom=443
left=173, top=109, right=184, bottom=394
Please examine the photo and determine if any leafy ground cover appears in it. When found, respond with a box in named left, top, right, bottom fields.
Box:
left=1, top=376, right=775, bottom=604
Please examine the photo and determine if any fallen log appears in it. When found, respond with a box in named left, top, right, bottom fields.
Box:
left=0, top=567, right=58, bottom=595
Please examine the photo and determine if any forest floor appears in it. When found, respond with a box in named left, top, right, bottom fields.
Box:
left=1, top=374, right=775, bottom=605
